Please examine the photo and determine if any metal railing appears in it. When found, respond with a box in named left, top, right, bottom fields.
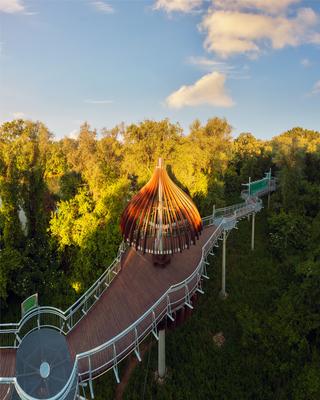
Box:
left=0, top=177, right=276, bottom=400
left=0, top=242, right=127, bottom=348
left=0, top=180, right=276, bottom=349
left=0, top=363, right=79, bottom=400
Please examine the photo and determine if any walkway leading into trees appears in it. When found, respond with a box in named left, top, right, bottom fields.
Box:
left=67, top=225, right=216, bottom=359
left=0, top=175, right=276, bottom=400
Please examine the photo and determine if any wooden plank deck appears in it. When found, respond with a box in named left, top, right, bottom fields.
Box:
left=67, top=225, right=216, bottom=366
left=0, top=224, right=217, bottom=391
left=0, top=349, right=16, bottom=399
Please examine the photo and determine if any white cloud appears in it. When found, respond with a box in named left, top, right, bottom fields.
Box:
left=301, top=58, right=311, bottom=67
left=200, top=7, right=320, bottom=58
left=84, top=99, right=114, bottom=104
left=187, top=56, right=247, bottom=77
left=311, top=80, right=320, bottom=95
left=12, top=112, right=26, bottom=119
left=309, top=32, right=320, bottom=44
left=166, top=71, right=234, bottom=108
left=154, top=0, right=202, bottom=13
left=0, top=0, right=24, bottom=13
left=91, top=1, right=114, bottom=14
left=67, top=129, right=80, bottom=139
left=213, top=0, right=301, bottom=14
left=187, top=56, right=230, bottom=69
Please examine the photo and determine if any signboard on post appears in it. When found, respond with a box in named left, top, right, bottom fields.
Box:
left=21, top=293, right=38, bottom=317
left=249, top=178, right=269, bottom=196
left=242, top=170, right=273, bottom=197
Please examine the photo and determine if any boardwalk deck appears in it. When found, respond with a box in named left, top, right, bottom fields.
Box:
left=0, top=224, right=216, bottom=390
left=66, top=225, right=216, bottom=369
left=0, top=349, right=16, bottom=399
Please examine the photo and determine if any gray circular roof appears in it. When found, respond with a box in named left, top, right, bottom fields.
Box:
left=16, top=328, right=75, bottom=399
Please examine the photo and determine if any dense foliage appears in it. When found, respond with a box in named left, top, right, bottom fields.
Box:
left=0, top=118, right=319, bottom=398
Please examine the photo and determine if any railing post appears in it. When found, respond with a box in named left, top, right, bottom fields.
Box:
left=134, top=327, right=141, bottom=362
left=219, top=230, right=228, bottom=299
left=184, top=284, right=193, bottom=309
left=267, top=169, right=271, bottom=209
left=166, top=295, right=174, bottom=321
left=88, top=356, right=94, bottom=399
left=113, top=343, right=120, bottom=384
left=251, top=213, right=255, bottom=251
left=152, top=310, right=159, bottom=340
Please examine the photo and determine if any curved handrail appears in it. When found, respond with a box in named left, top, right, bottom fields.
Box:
left=0, top=178, right=276, bottom=400
left=0, top=180, right=276, bottom=349
left=73, top=197, right=259, bottom=381
left=0, top=243, right=127, bottom=347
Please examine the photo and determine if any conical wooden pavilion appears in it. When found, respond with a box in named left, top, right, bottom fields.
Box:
left=120, top=159, right=202, bottom=261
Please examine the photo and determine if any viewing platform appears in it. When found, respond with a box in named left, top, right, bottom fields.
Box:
left=0, top=172, right=276, bottom=400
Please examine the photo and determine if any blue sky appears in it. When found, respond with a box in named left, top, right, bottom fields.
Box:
left=0, top=0, right=319, bottom=139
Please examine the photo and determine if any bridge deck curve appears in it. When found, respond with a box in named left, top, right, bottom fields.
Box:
left=66, top=225, right=216, bottom=372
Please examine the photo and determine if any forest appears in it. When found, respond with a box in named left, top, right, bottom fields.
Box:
left=0, top=118, right=319, bottom=399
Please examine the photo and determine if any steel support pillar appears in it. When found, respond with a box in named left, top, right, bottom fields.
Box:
left=251, top=213, right=255, bottom=251
left=158, top=329, right=166, bottom=379
left=219, top=230, right=227, bottom=299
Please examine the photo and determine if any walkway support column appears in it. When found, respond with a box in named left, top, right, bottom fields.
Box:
left=251, top=213, right=255, bottom=251
left=220, top=230, right=227, bottom=299
left=158, top=329, right=166, bottom=379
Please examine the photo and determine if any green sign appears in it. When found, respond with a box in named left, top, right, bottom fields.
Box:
left=21, top=293, right=38, bottom=317
left=249, top=177, right=269, bottom=195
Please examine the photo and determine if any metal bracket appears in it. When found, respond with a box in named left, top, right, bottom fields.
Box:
left=88, top=356, right=94, bottom=399
left=60, top=320, right=65, bottom=333
left=166, top=295, right=175, bottom=321
left=152, top=310, right=159, bottom=340
left=113, top=343, right=120, bottom=384
left=196, top=274, right=204, bottom=295
left=184, top=284, right=193, bottom=309
left=15, top=334, right=22, bottom=345
left=202, top=260, right=209, bottom=279
left=134, top=327, right=141, bottom=362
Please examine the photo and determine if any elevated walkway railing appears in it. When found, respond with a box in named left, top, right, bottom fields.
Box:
left=0, top=179, right=276, bottom=350
left=0, top=243, right=127, bottom=348
left=0, top=177, right=276, bottom=400
left=0, top=362, right=79, bottom=400
left=52, top=188, right=270, bottom=388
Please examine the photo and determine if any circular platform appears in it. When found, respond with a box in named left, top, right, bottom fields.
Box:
left=16, top=328, right=74, bottom=399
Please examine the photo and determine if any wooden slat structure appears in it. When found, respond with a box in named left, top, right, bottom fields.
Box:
left=120, top=158, right=202, bottom=255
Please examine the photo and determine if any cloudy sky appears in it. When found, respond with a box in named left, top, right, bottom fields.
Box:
left=0, top=0, right=319, bottom=139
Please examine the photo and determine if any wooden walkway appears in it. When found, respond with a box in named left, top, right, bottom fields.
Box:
left=0, top=224, right=216, bottom=390
left=0, top=349, right=16, bottom=399
left=67, top=225, right=216, bottom=367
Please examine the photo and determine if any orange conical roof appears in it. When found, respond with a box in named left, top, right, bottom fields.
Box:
left=120, top=158, right=202, bottom=255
